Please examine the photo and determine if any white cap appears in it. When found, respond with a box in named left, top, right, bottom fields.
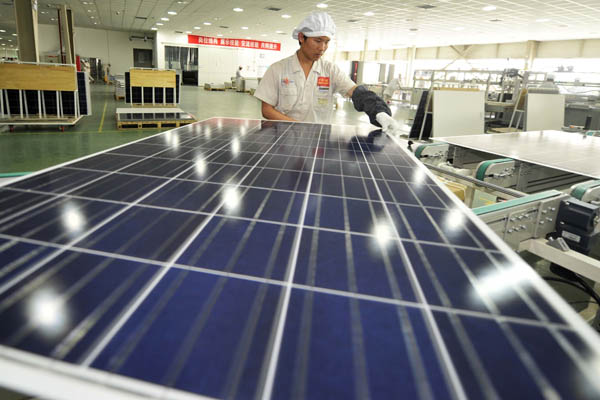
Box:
left=292, top=12, right=336, bottom=40
left=546, top=73, right=555, bottom=81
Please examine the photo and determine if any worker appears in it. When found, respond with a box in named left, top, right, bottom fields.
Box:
left=254, top=12, right=400, bottom=134
left=383, top=74, right=402, bottom=104
left=539, top=73, right=559, bottom=91
left=235, top=66, right=243, bottom=90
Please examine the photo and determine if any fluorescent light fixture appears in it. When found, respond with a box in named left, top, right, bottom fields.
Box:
left=233, top=7, right=243, bottom=12
left=364, top=11, right=374, bottom=16
left=151, top=27, right=158, bottom=30
left=194, top=26, right=201, bottom=29
left=94, top=22, right=98, bottom=25
left=261, top=33, right=267, bottom=36
left=454, top=26, right=465, bottom=31
left=156, top=22, right=164, bottom=26
left=246, top=36, right=251, bottom=39
left=203, top=22, right=211, bottom=25
left=161, top=17, right=169, bottom=21
left=87, top=9, right=92, bottom=12
left=408, top=32, right=416, bottom=36
left=168, top=11, right=177, bottom=15
left=276, top=30, right=284, bottom=33
left=282, top=14, right=291, bottom=18
left=316, top=3, right=328, bottom=8
left=217, top=34, right=223, bottom=36
left=535, top=18, right=551, bottom=22
left=185, top=31, right=192, bottom=33
left=0, top=30, right=5, bottom=33
left=482, top=5, right=496, bottom=11
left=241, top=26, right=248, bottom=29
left=11, top=33, right=16, bottom=36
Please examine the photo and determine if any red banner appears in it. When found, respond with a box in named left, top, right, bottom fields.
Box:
left=188, top=35, right=280, bottom=51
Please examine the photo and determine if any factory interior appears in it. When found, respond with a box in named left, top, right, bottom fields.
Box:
left=2, top=0, right=600, bottom=399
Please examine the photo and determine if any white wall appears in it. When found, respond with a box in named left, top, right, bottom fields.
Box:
left=37, top=24, right=153, bottom=75
left=155, top=30, right=297, bottom=85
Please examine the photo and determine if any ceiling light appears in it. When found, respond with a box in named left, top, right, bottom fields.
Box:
left=233, top=7, right=243, bottom=12
left=482, top=5, right=496, bottom=11
left=177, top=1, right=188, bottom=4
left=93, top=22, right=98, bottom=25
left=151, top=27, right=158, bottom=30
left=87, top=9, right=92, bottom=12
left=40, top=11, right=47, bottom=14
left=168, top=11, right=177, bottom=15
left=156, top=22, right=164, bottom=26
left=454, top=27, right=465, bottom=31
left=261, top=34, right=267, bottom=37
left=194, top=26, right=201, bottom=29
left=217, top=34, right=223, bottom=36
left=185, top=31, right=191, bottom=33
left=12, top=33, right=17, bottom=36
left=161, top=17, right=169, bottom=21
left=0, top=30, right=5, bottom=33
left=408, top=32, right=417, bottom=36
left=90, top=16, right=95, bottom=18
left=246, top=36, right=251, bottom=39
left=276, top=30, right=283, bottom=34
left=241, top=26, right=248, bottom=29
left=316, top=3, right=328, bottom=8
left=282, top=14, right=291, bottom=18
left=535, top=18, right=551, bottom=22
left=204, top=22, right=211, bottom=25
left=364, top=11, right=374, bottom=16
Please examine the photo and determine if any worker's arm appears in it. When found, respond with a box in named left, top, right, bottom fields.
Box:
left=261, top=102, right=297, bottom=122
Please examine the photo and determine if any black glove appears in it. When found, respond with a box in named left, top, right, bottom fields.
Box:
left=351, top=85, right=391, bottom=127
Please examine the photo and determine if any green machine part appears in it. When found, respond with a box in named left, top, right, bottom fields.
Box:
left=475, top=158, right=514, bottom=181
left=472, top=190, right=563, bottom=216
left=414, top=143, right=447, bottom=159
left=571, top=180, right=600, bottom=201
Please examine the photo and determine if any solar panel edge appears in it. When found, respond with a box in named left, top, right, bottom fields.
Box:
left=386, top=133, right=600, bottom=357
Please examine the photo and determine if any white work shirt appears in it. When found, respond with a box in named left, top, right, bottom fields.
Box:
left=254, top=53, right=356, bottom=123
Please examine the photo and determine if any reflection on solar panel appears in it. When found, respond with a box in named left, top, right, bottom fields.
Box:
left=0, top=118, right=599, bottom=399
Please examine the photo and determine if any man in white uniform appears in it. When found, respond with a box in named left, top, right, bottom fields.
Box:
left=254, top=12, right=399, bottom=133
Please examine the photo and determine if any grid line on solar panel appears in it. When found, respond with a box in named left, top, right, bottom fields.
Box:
left=3, top=233, right=561, bottom=331
left=0, top=122, right=265, bottom=298
left=1, top=188, right=513, bottom=261
left=3, top=119, right=600, bottom=399
left=79, top=121, right=303, bottom=367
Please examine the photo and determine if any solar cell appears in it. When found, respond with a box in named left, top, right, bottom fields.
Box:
left=0, top=118, right=599, bottom=400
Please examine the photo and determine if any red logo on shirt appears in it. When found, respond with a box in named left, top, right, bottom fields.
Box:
left=317, top=77, right=330, bottom=87
left=283, top=77, right=290, bottom=85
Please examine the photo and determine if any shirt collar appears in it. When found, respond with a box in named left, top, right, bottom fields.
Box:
left=291, top=52, right=323, bottom=75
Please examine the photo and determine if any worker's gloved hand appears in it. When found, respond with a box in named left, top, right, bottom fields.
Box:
left=351, top=85, right=392, bottom=127
left=376, top=112, right=401, bottom=135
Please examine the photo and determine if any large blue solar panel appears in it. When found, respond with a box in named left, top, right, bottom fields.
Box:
left=1, top=117, right=600, bottom=400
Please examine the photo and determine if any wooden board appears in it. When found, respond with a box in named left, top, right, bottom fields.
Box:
left=129, top=69, right=176, bottom=88
left=0, top=63, right=77, bottom=91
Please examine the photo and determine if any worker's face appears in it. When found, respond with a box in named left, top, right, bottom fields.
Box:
left=299, top=34, right=330, bottom=61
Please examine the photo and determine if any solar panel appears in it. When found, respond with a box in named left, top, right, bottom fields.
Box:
left=0, top=118, right=599, bottom=400
left=438, top=130, right=600, bottom=179
left=77, top=71, right=92, bottom=116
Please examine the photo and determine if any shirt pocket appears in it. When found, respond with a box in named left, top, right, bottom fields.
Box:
left=279, top=86, right=298, bottom=113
